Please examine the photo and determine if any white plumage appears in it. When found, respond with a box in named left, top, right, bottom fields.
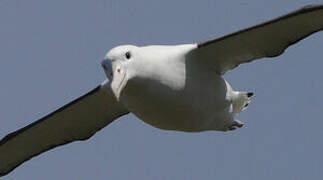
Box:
left=0, top=4, right=322, bottom=177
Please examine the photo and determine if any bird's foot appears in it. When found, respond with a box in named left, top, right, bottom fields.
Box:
left=228, top=119, right=244, bottom=131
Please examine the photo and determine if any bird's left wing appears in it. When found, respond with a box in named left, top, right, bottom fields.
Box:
left=191, top=4, right=323, bottom=74
left=0, top=81, right=129, bottom=177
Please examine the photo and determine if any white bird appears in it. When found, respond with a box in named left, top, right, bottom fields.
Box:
left=0, top=4, right=322, bottom=177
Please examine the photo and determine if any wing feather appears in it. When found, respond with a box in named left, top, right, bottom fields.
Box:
left=194, top=4, right=323, bottom=74
left=0, top=82, right=129, bottom=177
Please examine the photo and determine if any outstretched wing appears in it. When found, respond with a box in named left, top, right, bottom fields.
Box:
left=0, top=81, right=129, bottom=177
left=193, top=4, right=323, bottom=74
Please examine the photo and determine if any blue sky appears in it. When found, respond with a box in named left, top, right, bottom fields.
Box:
left=0, top=0, right=322, bottom=179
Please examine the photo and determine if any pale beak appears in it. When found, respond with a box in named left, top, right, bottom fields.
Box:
left=102, top=59, right=128, bottom=100
left=110, top=64, right=127, bottom=100
left=101, top=60, right=113, bottom=81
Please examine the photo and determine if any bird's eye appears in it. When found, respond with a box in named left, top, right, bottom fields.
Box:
left=125, top=51, right=131, bottom=59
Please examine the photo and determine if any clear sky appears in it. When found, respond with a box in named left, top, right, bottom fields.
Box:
left=0, top=0, right=322, bottom=179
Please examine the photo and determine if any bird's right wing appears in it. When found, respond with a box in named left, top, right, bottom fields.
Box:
left=0, top=81, right=129, bottom=177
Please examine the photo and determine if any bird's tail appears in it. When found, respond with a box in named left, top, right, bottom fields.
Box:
left=232, top=91, right=254, bottom=114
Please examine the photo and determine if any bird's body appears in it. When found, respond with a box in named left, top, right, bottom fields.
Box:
left=0, top=4, right=322, bottom=177
left=111, top=44, right=244, bottom=132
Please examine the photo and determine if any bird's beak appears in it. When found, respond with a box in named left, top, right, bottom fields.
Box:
left=101, top=60, right=113, bottom=81
left=102, top=60, right=127, bottom=100
left=110, top=64, right=127, bottom=100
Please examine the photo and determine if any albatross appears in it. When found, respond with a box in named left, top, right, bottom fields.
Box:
left=0, top=4, right=322, bottom=177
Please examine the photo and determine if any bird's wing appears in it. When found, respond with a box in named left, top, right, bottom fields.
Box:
left=0, top=81, right=129, bottom=177
left=191, top=4, right=323, bottom=74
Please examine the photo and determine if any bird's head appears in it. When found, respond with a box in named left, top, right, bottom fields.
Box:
left=101, top=45, right=139, bottom=100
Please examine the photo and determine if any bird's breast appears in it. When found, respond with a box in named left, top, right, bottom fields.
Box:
left=119, top=59, right=229, bottom=132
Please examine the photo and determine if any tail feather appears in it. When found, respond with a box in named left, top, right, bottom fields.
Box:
left=232, top=91, right=254, bottom=114
left=247, top=92, right=254, bottom=98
